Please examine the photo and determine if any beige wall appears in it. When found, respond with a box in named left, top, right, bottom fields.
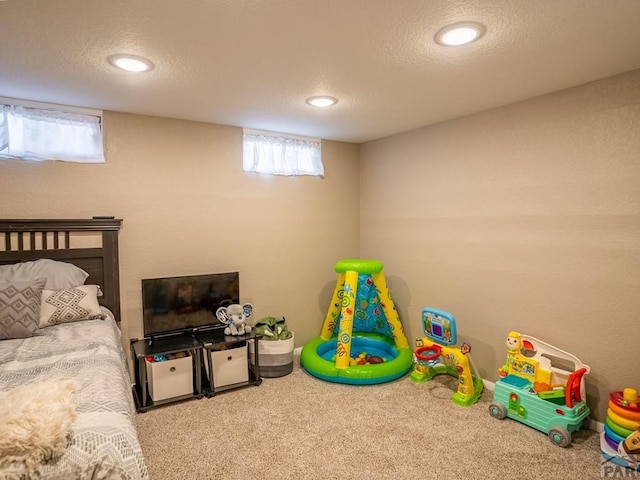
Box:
left=0, top=113, right=361, bottom=352
left=1, top=70, right=638, bottom=423
left=360, top=69, right=640, bottom=422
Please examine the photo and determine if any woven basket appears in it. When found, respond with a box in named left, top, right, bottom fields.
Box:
left=249, top=332, right=294, bottom=378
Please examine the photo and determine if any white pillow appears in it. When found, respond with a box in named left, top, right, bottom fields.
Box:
left=0, top=259, right=89, bottom=290
left=39, top=285, right=105, bottom=327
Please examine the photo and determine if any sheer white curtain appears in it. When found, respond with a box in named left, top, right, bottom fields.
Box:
left=243, top=129, right=324, bottom=177
left=0, top=104, right=105, bottom=163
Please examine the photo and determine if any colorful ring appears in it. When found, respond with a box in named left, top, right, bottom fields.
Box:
left=606, top=416, right=634, bottom=438
left=604, top=423, right=626, bottom=444
left=608, top=399, right=640, bottom=421
left=607, top=408, right=640, bottom=432
left=610, top=391, right=640, bottom=412
left=603, top=431, right=619, bottom=451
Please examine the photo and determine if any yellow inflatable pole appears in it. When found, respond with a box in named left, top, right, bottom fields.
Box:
left=320, top=273, right=345, bottom=341
left=372, top=272, right=409, bottom=349
left=335, top=270, right=358, bottom=369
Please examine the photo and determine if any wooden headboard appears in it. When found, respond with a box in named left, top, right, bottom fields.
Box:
left=0, top=218, right=123, bottom=320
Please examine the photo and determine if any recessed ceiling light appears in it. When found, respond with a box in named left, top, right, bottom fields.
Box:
left=107, top=54, right=154, bottom=73
left=435, top=22, right=485, bottom=46
left=306, top=96, right=338, bottom=108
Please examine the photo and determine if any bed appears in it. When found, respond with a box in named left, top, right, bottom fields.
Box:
left=0, top=218, right=148, bottom=480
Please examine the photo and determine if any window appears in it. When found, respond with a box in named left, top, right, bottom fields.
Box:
left=0, top=100, right=105, bottom=163
left=242, top=129, right=323, bottom=177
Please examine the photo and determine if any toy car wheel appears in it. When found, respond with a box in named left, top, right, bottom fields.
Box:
left=489, top=402, right=507, bottom=420
left=548, top=426, right=571, bottom=447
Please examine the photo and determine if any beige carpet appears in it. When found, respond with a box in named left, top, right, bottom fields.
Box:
left=136, top=352, right=604, bottom=480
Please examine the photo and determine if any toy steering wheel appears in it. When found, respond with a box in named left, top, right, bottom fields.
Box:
left=415, top=344, right=442, bottom=361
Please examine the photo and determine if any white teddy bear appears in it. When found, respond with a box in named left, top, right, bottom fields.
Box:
left=215, top=303, right=253, bottom=336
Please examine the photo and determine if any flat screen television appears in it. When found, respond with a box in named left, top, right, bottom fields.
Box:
left=142, top=272, right=239, bottom=338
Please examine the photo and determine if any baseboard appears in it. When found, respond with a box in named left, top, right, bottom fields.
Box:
left=483, top=378, right=496, bottom=391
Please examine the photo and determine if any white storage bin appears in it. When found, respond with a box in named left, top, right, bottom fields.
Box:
left=205, top=345, right=249, bottom=388
left=145, top=352, right=194, bottom=401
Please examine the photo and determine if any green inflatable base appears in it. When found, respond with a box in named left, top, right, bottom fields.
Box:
left=300, top=334, right=413, bottom=385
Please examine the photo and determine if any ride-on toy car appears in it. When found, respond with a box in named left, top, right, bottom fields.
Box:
left=489, top=332, right=590, bottom=447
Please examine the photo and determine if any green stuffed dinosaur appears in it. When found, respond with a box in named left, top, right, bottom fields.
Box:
left=253, top=316, right=292, bottom=341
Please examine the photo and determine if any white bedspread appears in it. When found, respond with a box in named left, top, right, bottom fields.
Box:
left=0, top=311, right=148, bottom=480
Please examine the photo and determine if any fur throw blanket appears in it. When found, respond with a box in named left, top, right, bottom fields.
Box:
left=0, top=380, right=77, bottom=478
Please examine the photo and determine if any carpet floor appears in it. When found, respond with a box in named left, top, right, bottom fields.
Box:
left=136, top=352, right=606, bottom=480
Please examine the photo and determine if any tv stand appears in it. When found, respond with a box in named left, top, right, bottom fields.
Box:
left=131, top=330, right=263, bottom=412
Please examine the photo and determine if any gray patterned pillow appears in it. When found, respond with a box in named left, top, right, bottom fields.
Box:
left=0, top=277, right=46, bottom=340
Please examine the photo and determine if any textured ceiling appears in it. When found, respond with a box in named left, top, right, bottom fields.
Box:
left=1, top=0, right=640, bottom=143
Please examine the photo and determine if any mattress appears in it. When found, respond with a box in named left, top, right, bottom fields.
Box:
left=0, top=309, right=148, bottom=479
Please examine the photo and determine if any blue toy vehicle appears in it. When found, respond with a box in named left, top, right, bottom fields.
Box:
left=489, top=332, right=590, bottom=447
